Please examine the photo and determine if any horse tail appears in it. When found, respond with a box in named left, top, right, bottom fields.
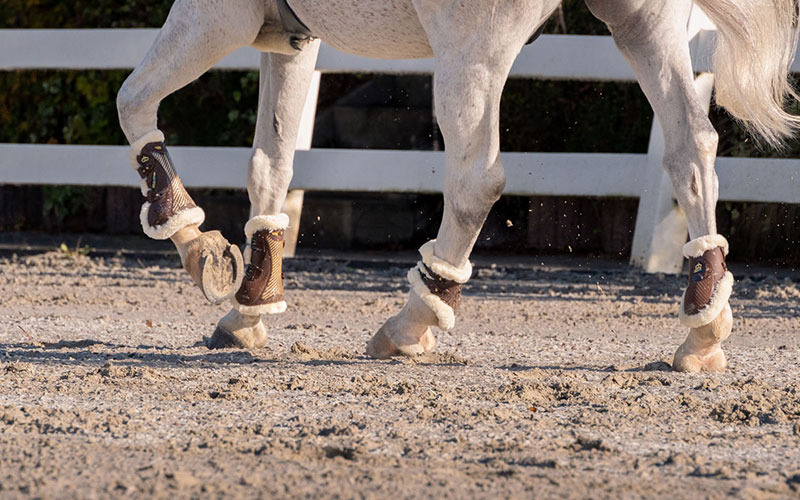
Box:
left=694, top=0, right=800, bottom=148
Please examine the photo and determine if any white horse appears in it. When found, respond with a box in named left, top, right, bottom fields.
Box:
left=116, top=0, right=799, bottom=372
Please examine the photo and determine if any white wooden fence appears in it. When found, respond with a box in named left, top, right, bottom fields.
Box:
left=1, top=6, right=799, bottom=271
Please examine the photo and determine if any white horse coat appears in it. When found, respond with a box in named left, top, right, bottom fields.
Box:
left=117, top=0, right=799, bottom=371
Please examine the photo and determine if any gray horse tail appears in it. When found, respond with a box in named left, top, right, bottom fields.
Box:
left=694, top=0, right=800, bottom=148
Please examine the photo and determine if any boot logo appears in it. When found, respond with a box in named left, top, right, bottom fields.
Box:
left=691, top=261, right=706, bottom=282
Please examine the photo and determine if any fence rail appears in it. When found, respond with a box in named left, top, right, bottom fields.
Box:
left=1, top=8, right=799, bottom=271
left=2, top=144, right=798, bottom=204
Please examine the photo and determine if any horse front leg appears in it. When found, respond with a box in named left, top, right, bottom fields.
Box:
left=367, top=0, right=541, bottom=357
left=589, top=0, right=733, bottom=371
left=208, top=44, right=320, bottom=349
left=117, top=0, right=272, bottom=303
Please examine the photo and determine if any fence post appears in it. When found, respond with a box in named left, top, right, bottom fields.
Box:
left=282, top=70, right=321, bottom=258
left=629, top=4, right=715, bottom=273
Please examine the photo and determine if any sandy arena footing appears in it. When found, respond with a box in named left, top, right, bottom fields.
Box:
left=0, top=251, right=799, bottom=499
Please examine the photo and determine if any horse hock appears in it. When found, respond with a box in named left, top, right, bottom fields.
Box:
left=207, top=214, right=289, bottom=349
left=130, top=130, right=243, bottom=303
left=673, top=234, right=734, bottom=372
left=367, top=240, right=471, bottom=358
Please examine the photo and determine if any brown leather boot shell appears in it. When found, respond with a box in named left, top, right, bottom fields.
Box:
left=137, top=141, right=198, bottom=228
left=236, top=228, right=285, bottom=308
left=684, top=247, right=727, bottom=315
left=418, top=263, right=462, bottom=313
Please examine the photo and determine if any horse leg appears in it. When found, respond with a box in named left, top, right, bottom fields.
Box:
left=587, top=0, right=733, bottom=372
left=117, top=0, right=268, bottom=303
left=367, top=0, right=545, bottom=357
left=208, top=45, right=320, bottom=349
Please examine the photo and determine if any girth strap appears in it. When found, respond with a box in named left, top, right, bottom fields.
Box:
left=276, top=0, right=314, bottom=38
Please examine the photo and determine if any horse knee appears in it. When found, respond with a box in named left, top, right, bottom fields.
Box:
left=663, top=124, right=719, bottom=206
left=117, top=77, right=155, bottom=141
left=116, top=79, right=137, bottom=128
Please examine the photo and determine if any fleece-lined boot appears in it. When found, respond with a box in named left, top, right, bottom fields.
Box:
left=233, top=214, right=289, bottom=316
left=367, top=240, right=471, bottom=358
left=673, top=234, right=734, bottom=372
left=129, top=130, right=205, bottom=239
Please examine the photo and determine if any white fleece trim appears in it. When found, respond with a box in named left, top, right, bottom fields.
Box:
left=140, top=204, right=205, bottom=240
left=679, top=271, right=734, bottom=328
left=129, top=130, right=165, bottom=169
left=139, top=179, right=149, bottom=197
left=408, top=266, right=455, bottom=330
left=244, top=214, right=290, bottom=239
left=232, top=299, right=287, bottom=316
left=418, top=240, right=472, bottom=283
left=232, top=224, right=287, bottom=315
left=683, top=235, right=729, bottom=258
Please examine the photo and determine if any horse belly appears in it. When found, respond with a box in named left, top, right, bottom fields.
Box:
left=289, top=0, right=433, bottom=59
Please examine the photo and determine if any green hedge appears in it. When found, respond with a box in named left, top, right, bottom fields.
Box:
left=3, top=0, right=797, bottom=156
left=1, top=0, right=173, bottom=29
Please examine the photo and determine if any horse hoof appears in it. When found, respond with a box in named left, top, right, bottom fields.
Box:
left=200, top=243, right=244, bottom=304
left=207, top=309, right=267, bottom=350
left=184, top=231, right=244, bottom=305
left=206, top=326, right=241, bottom=349
left=673, top=348, right=727, bottom=373
left=366, top=323, right=435, bottom=359
left=672, top=303, right=732, bottom=373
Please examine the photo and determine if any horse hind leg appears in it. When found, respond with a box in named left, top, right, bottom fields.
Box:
left=367, top=1, right=542, bottom=357
left=590, top=0, right=732, bottom=371
left=117, top=0, right=267, bottom=303
left=209, top=46, right=320, bottom=349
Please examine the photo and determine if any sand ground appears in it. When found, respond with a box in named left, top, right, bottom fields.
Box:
left=0, top=250, right=799, bottom=499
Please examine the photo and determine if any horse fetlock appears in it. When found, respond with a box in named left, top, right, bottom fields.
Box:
left=673, top=303, right=731, bottom=373
left=131, top=131, right=205, bottom=240
left=366, top=312, right=435, bottom=359
left=232, top=214, right=289, bottom=315
left=694, top=302, right=733, bottom=345
left=208, top=309, right=268, bottom=350
left=407, top=240, right=472, bottom=331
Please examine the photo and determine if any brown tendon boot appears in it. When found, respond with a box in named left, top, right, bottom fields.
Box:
left=232, top=214, right=289, bottom=316
left=366, top=240, right=472, bottom=358
left=679, top=235, right=733, bottom=328
left=406, top=240, right=472, bottom=330
left=130, top=130, right=205, bottom=240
